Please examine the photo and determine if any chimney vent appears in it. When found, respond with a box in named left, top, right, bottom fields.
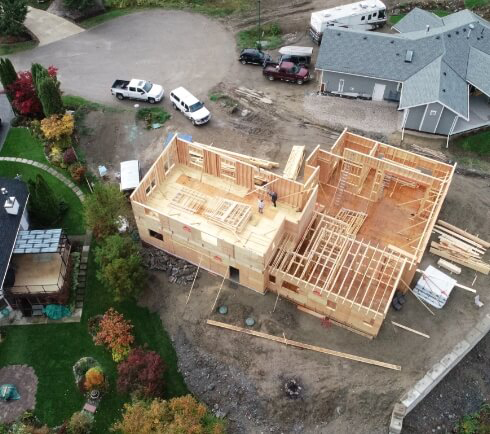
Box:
left=4, top=197, right=19, bottom=215
left=426, top=25, right=430, bottom=32
left=0, top=188, right=7, bottom=195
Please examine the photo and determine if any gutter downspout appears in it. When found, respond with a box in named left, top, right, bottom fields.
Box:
left=446, top=116, right=458, bottom=148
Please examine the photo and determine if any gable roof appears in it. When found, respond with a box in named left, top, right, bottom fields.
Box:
left=0, top=178, right=29, bottom=295
left=316, top=8, right=490, bottom=117
left=393, top=8, right=444, bottom=33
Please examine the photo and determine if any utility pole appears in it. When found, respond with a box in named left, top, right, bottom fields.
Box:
left=257, top=0, right=261, bottom=50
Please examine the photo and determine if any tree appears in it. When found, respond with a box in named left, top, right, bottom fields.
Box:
left=84, top=183, right=130, bottom=239
left=67, top=411, right=94, bottom=434
left=31, top=63, right=59, bottom=96
left=63, top=0, right=95, bottom=11
left=117, top=347, right=165, bottom=398
left=94, top=308, right=134, bottom=362
left=0, top=0, right=28, bottom=37
left=38, top=76, right=64, bottom=117
left=94, top=235, right=147, bottom=302
left=40, top=113, right=74, bottom=142
left=0, top=58, right=17, bottom=103
left=8, top=70, right=43, bottom=117
left=111, top=396, right=225, bottom=434
left=27, top=174, right=66, bottom=227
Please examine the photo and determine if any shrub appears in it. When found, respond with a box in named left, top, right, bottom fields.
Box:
left=67, top=411, right=94, bottom=434
left=117, top=347, right=165, bottom=398
left=0, top=0, right=28, bottom=37
left=94, top=308, right=134, bottom=362
left=84, top=367, right=104, bottom=391
left=27, top=174, right=66, bottom=227
left=111, top=396, right=226, bottom=434
left=38, top=76, right=64, bottom=117
left=87, top=315, right=102, bottom=337
left=69, top=163, right=87, bottom=183
left=40, top=113, right=74, bottom=141
left=63, top=147, right=77, bottom=164
left=83, top=183, right=130, bottom=239
left=8, top=71, right=43, bottom=117
left=95, top=235, right=147, bottom=302
left=49, top=145, right=63, bottom=166
left=0, top=58, right=18, bottom=104
left=136, top=108, right=170, bottom=129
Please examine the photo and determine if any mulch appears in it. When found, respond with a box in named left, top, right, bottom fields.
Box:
left=0, top=365, right=38, bottom=424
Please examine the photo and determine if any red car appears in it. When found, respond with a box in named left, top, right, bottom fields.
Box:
left=262, top=61, right=310, bottom=84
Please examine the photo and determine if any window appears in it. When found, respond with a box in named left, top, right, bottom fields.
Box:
left=129, top=87, right=136, bottom=92
left=145, top=185, right=151, bottom=195
left=326, top=300, right=337, bottom=310
left=430, top=110, right=437, bottom=116
left=151, top=179, right=156, bottom=189
left=269, top=275, right=276, bottom=283
left=138, top=89, right=145, bottom=94
left=282, top=281, right=299, bottom=293
left=149, top=229, right=163, bottom=241
left=184, top=104, right=189, bottom=111
left=361, top=15, right=365, bottom=20
left=373, top=12, right=377, bottom=17
left=368, top=14, right=372, bottom=20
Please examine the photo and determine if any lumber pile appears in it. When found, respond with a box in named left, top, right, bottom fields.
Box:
left=190, top=147, right=279, bottom=170
left=283, top=146, right=305, bottom=180
left=430, top=220, right=490, bottom=274
left=234, top=87, right=273, bottom=105
left=409, top=144, right=449, bottom=163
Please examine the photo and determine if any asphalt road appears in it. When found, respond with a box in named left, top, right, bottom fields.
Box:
left=0, top=94, right=14, bottom=150
left=9, top=10, right=236, bottom=106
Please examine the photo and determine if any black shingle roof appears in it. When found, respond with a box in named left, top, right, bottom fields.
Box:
left=0, top=178, right=29, bottom=294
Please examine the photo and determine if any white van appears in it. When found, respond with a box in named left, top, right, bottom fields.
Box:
left=169, top=87, right=211, bottom=126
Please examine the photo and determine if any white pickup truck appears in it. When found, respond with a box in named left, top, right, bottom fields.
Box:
left=111, top=79, right=164, bottom=104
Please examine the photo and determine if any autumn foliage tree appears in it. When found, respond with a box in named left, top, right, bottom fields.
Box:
left=111, top=395, right=226, bottom=434
left=117, top=347, right=165, bottom=398
left=94, top=308, right=134, bottom=363
left=40, top=113, right=74, bottom=143
left=8, top=71, right=43, bottom=117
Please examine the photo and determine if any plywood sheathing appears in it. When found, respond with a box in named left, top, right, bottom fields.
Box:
left=283, top=145, right=305, bottom=180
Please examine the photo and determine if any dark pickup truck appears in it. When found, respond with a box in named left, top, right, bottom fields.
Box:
left=262, top=61, right=310, bottom=85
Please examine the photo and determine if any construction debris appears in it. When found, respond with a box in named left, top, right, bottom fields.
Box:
left=141, top=247, right=200, bottom=285
left=437, top=258, right=461, bottom=275
left=234, top=87, right=273, bottom=104
left=391, top=321, right=430, bottom=339
left=409, top=144, right=449, bottom=163
left=431, top=220, right=490, bottom=274
left=207, top=319, right=401, bottom=371
left=412, top=265, right=457, bottom=309
left=283, top=145, right=305, bottom=180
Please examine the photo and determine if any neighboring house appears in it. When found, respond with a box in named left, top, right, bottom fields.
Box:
left=315, top=8, right=490, bottom=140
left=0, top=177, right=71, bottom=318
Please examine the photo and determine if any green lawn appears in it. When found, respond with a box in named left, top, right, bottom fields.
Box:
left=0, top=162, right=85, bottom=235
left=0, top=127, right=47, bottom=163
left=80, top=8, right=139, bottom=28
left=0, top=248, right=188, bottom=432
left=464, top=0, right=489, bottom=8
left=455, top=130, right=490, bottom=156
left=389, top=9, right=450, bottom=25
left=0, top=40, right=37, bottom=56
left=237, top=22, right=283, bottom=50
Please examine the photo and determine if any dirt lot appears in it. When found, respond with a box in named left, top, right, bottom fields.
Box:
left=73, top=4, right=490, bottom=433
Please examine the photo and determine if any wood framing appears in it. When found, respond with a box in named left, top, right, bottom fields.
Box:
left=131, top=130, right=455, bottom=338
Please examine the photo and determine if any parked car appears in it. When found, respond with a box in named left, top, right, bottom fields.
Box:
left=169, top=87, right=211, bottom=126
left=279, top=46, right=313, bottom=66
left=262, top=61, right=310, bottom=84
left=111, top=79, right=164, bottom=103
left=238, top=49, right=272, bottom=66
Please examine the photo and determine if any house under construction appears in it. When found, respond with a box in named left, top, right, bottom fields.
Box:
left=130, top=130, right=455, bottom=337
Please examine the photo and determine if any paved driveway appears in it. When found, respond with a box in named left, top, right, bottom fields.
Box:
left=9, top=10, right=236, bottom=106
left=0, top=94, right=14, bottom=151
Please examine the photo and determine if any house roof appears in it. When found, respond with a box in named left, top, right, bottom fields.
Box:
left=0, top=178, right=29, bottom=295
left=392, top=8, right=444, bottom=33
left=316, top=8, right=490, bottom=117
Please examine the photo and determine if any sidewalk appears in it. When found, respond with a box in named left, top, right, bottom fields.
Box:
left=24, top=6, right=84, bottom=46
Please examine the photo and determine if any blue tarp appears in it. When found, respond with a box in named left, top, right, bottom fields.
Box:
left=163, top=132, right=192, bottom=148
left=43, top=304, right=71, bottom=320
left=0, top=384, right=20, bottom=401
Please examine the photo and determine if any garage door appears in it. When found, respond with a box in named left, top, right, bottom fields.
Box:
left=372, top=83, right=386, bottom=101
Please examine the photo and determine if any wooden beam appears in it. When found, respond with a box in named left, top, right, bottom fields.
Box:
left=438, top=220, right=490, bottom=249
left=437, top=258, right=461, bottom=274
left=206, top=319, right=401, bottom=371
left=185, top=257, right=202, bottom=305
left=400, top=279, right=436, bottom=316
left=391, top=321, right=430, bottom=339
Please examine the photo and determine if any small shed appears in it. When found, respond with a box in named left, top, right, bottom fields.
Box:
left=120, top=160, right=140, bottom=192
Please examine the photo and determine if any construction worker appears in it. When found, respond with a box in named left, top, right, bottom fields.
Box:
left=269, top=191, right=278, bottom=207
left=258, top=199, right=265, bottom=214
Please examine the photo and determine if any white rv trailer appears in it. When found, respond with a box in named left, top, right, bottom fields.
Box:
left=309, top=0, right=387, bottom=44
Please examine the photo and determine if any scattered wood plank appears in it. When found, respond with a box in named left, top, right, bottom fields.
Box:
left=391, top=321, right=430, bottom=339
left=206, top=319, right=401, bottom=371
left=437, top=258, right=461, bottom=274
left=297, top=305, right=325, bottom=319
left=437, top=220, right=490, bottom=249
left=430, top=247, right=490, bottom=275
left=283, top=146, right=305, bottom=180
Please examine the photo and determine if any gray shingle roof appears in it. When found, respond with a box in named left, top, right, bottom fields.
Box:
left=316, top=8, right=490, bottom=118
left=0, top=178, right=29, bottom=295
left=393, top=8, right=443, bottom=33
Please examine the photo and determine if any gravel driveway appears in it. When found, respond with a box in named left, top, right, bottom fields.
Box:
left=8, top=10, right=236, bottom=106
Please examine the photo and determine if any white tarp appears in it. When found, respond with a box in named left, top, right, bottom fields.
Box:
left=120, top=160, right=140, bottom=191
left=412, top=265, right=456, bottom=309
left=279, top=46, right=313, bottom=57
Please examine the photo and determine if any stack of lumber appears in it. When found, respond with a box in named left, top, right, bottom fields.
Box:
left=283, top=146, right=305, bottom=180
left=430, top=220, right=490, bottom=274
left=191, top=146, right=279, bottom=170
left=409, top=144, right=449, bottom=163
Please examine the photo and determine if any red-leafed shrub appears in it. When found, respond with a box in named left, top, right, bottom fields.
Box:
left=69, top=162, right=87, bottom=183
left=63, top=147, right=77, bottom=164
left=8, top=71, right=42, bottom=117
left=94, top=308, right=134, bottom=363
left=117, top=347, right=165, bottom=398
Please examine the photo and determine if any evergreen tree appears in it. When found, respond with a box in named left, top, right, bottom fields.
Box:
left=27, top=174, right=64, bottom=227
left=0, top=0, right=28, bottom=37
left=38, top=76, right=64, bottom=117
left=31, top=63, right=49, bottom=94
left=0, top=58, right=18, bottom=105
